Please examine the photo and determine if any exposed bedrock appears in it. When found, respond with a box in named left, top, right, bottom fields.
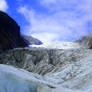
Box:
left=0, top=11, right=28, bottom=51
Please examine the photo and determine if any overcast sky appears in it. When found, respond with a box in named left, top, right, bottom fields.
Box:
left=0, top=0, right=92, bottom=43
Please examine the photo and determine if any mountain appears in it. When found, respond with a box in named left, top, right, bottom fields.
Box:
left=31, top=33, right=92, bottom=49
left=22, top=35, right=43, bottom=45
left=1, top=11, right=92, bottom=92
left=75, top=33, right=92, bottom=49
left=0, top=11, right=28, bottom=52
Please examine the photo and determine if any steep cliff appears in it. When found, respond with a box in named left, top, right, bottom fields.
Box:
left=0, top=11, right=28, bottom=51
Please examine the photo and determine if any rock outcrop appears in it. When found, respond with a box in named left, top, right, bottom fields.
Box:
left=0, top=11, right=28, bottom=52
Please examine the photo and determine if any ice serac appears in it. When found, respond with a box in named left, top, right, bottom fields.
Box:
left=0, top=11, right=28, bottom=51
left=0, top=65, right=37, bottom=92
left=0, top=47, right=91, bottom=75
left=1, top=47, right=92, bottom=92
left=0, top=64, right=55, bottom=92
